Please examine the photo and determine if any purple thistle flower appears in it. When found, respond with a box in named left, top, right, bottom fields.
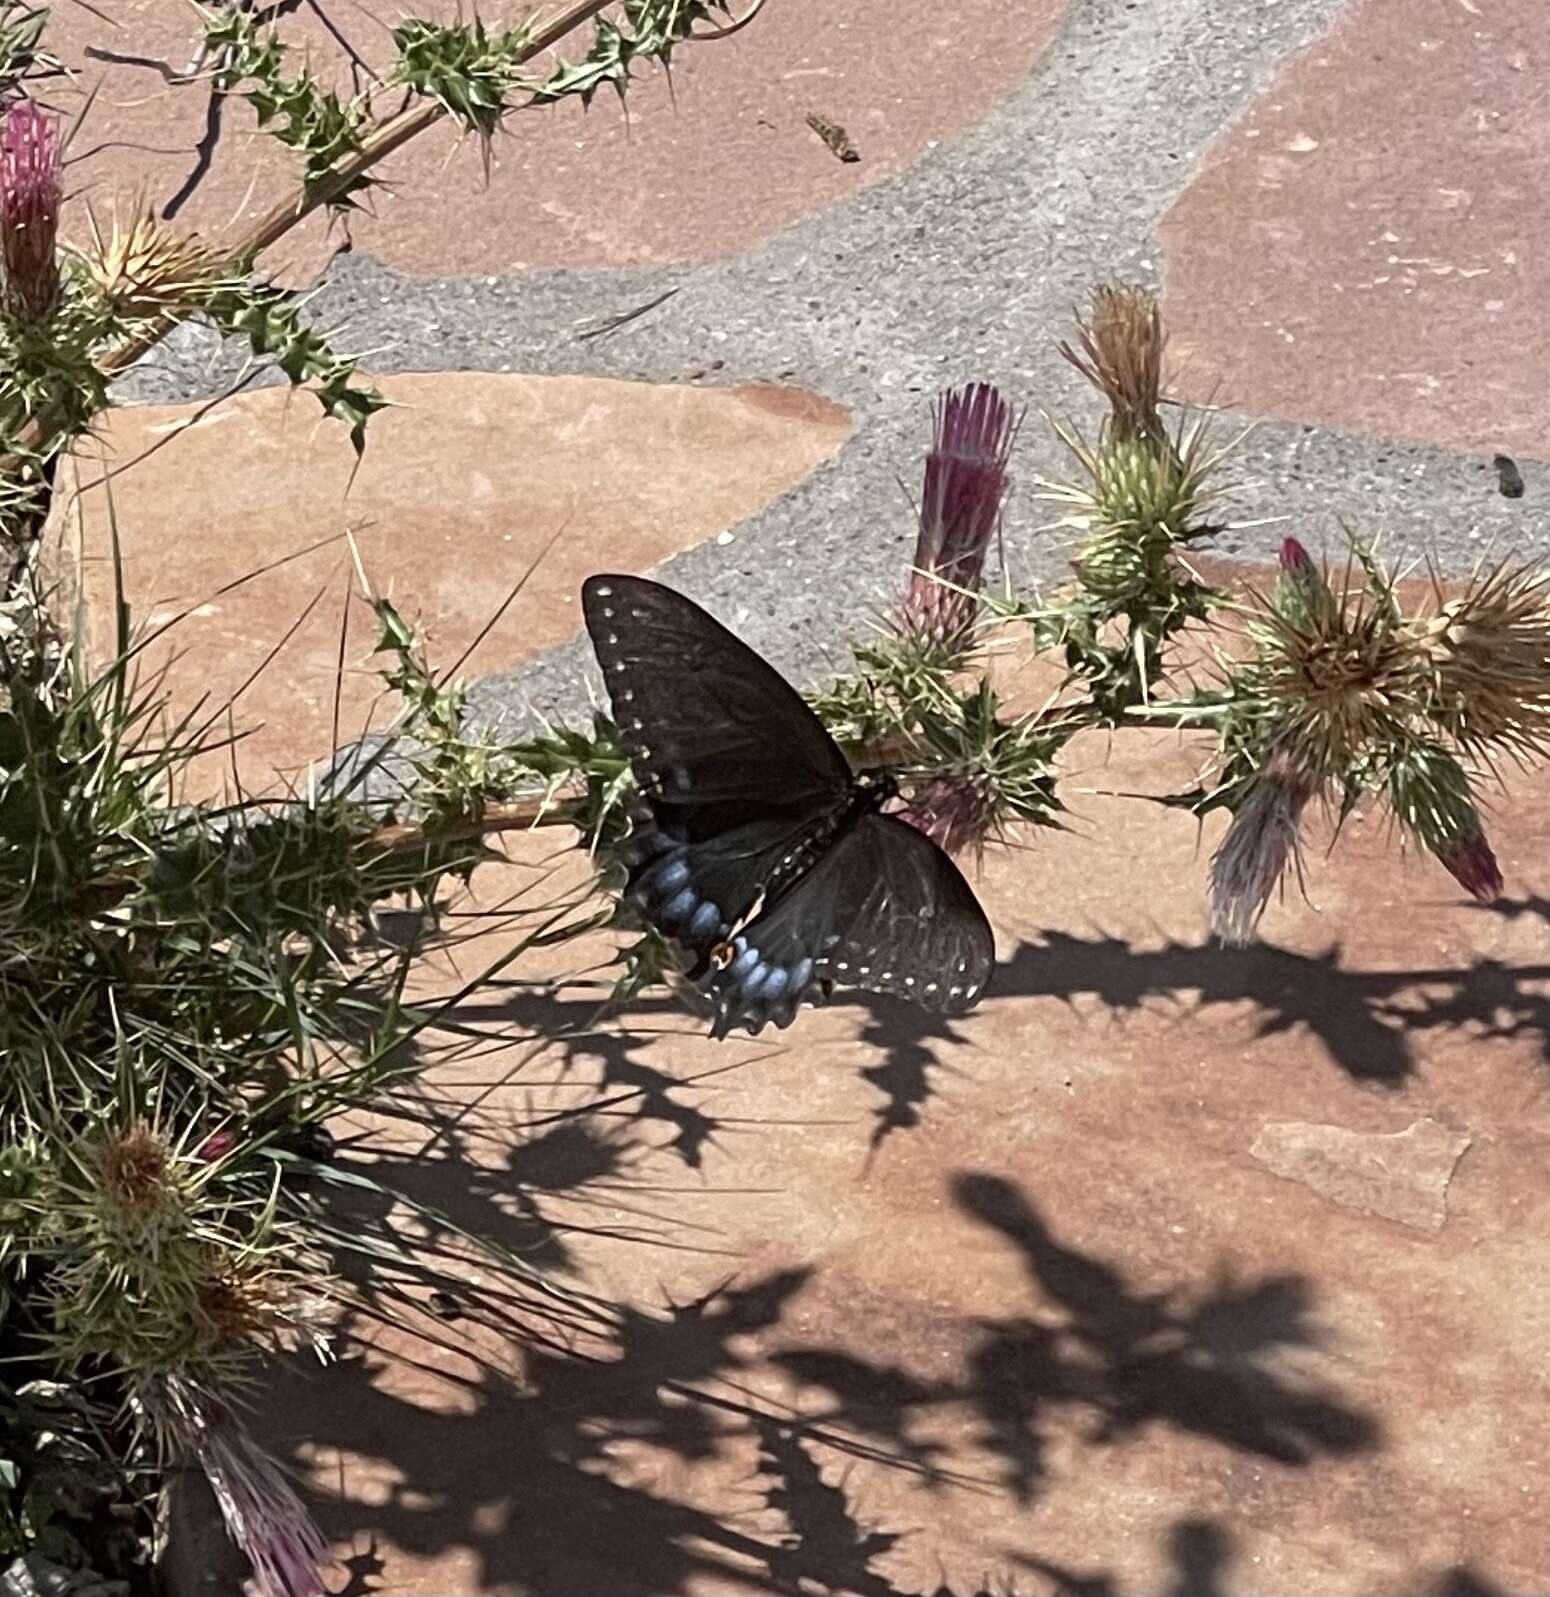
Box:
left=902, top=382, right=1015, bottom=651
left=198, top=1418, right=333, bottom=1597
left=1209, top=753, right=1315, bottom=945
left=0, top=98, right=60, bottom=322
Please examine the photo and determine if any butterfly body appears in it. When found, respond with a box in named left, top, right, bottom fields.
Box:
left=583, top=574, right=993, bottom=1037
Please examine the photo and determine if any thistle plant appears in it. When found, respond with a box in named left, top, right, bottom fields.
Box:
left=1029, top=286, right=1235, bottom=721
left=1140, top=533, right=1541, bottom=941
left=0, top=3, right=775, bottom=1586
left=3, top=0, right=1550, bottom=1585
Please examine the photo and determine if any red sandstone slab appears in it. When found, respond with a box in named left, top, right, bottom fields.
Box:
left=49, top=0, right=1070, bottom=279
left=247, top=616, right=1549, bottom=1595
left=1159, top=0, right=1550, bottom=459
left=60, top=372, right=849, bottom=790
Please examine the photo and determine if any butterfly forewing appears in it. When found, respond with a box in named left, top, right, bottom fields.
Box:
left=584, top=574, right=854, bottom=961
left=583, top=575, right=851, bottom=807
left=704, top=813, right=995, bottom=1037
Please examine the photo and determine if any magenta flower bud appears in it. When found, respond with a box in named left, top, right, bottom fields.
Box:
left=1434, top=826, right=1503, bottom=903
left=198, top=1129, right=238, bottom=1162
left=1274, top=534, right=1333, bottom=629
left=902, top=382, right=1015, bottom=651
left=1279, top=536, right=1315, bottom=577
left=0, top=99, right=60, bottom=322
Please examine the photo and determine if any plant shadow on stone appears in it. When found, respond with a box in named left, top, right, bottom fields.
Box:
left=262, top=1172, right=1380, bottom=1595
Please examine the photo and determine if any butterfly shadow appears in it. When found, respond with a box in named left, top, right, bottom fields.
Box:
left=987, top=928, right=1550, bottom=1084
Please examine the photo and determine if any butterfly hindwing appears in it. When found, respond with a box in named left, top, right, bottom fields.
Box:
left=704, top=813, right=995, bottom=1037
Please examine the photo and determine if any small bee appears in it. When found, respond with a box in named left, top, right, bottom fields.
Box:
left=805, top=112, right=860, bottom=163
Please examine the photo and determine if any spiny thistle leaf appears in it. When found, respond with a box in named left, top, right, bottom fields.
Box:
left=200, top=280, right=386, bottom=454
left=529, top=0, right=738, bottom=108
left=202, top=6, right=367, bottom=192
left=0, top=4, right=54, bottom=97
left=392, top=18, right=532, bottom=142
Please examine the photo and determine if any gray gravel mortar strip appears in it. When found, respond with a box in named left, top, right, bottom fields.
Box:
left=115, top=0, right=1541, bottom=744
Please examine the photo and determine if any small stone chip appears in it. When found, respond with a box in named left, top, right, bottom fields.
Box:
left=1250, top=1116, right=1471, bottom=1232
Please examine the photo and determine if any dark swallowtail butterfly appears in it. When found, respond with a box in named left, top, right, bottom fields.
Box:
left=582, top=573, right=994, bottom=1038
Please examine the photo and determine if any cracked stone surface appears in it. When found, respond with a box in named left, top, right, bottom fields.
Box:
left=1249, top=1117, right=1473, bottom=1232
left=65, top=373, right=848, bottom=787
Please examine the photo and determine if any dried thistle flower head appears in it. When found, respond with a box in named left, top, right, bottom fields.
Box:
left=1209, top=750, right=1315, bottom=945
left=1060, top=283, right=1167, bottom=450
left=1412, top=559, right=1550, bottom=758
left=901, top=382, right=1015, bottom=653
left=0, top=98, right=60, bottom=322
left=81, top=202, right=224, bottom=324
left=94, top=1120, right=178, bottom=1229
left=1386, top=742, right=1503, bottom=903
left=1246, top=548, right=1422, bottom=780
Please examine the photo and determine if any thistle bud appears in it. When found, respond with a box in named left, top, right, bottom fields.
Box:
left=901, top=382, right=1015, bottom=653
left=1209, top=752, right=1315, bottom=945
left=1386, top=744, right=1503, bottom=903
left=0, top=99, right=61, bottom=322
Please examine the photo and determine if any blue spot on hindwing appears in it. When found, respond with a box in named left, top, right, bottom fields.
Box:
left=659, top=888, right=697, bottom=927
left=758, top=967, right=789, bottom=1000
left=641, top=855, right=690, bottom=898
